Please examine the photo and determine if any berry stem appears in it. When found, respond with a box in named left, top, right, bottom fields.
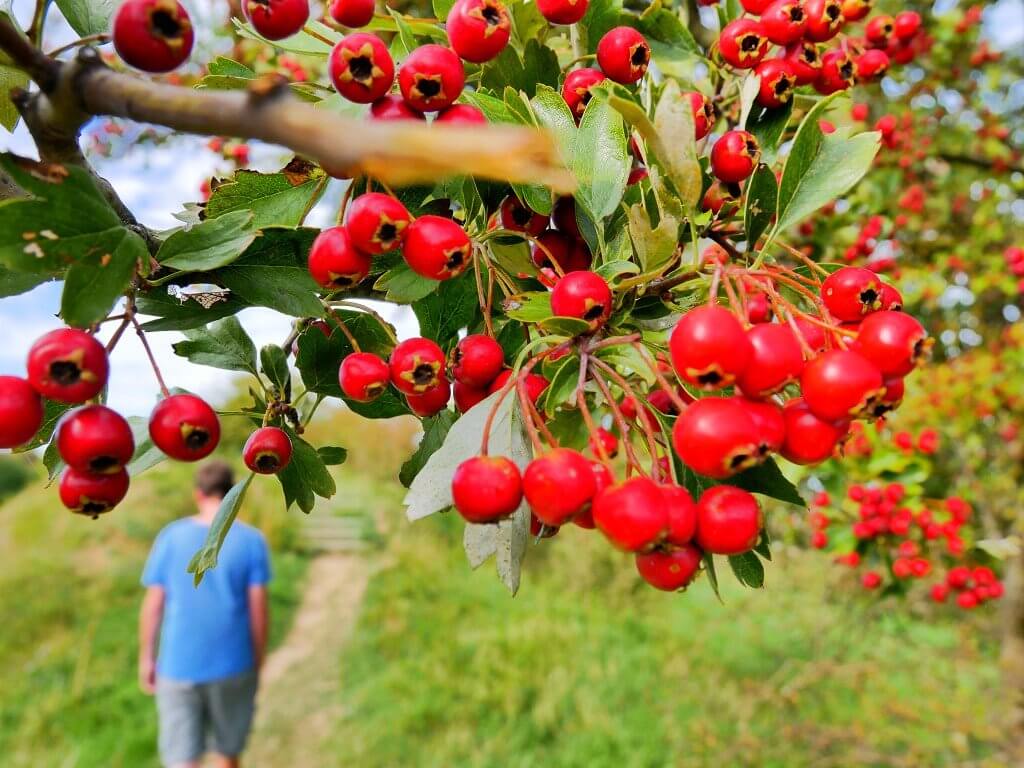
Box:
left=576, top=387, right=613, bottom=468
left=336, top=178, right=358, bottom=225
left=587, top=363, right=646, bottom=477
left=105, top=315, right=132, bottom=353
left=330, top=300, right=399, bottom=345
left=301, top=25, right=337, bottom=47
left=589, top=358, right=664, bottom=481
left=479, top=377, right=516, bottom=456
left=472, top=249, right=496, bottom=339
left=775, top=239, right=830, bottom=279
left=130, top=315, right=171, bottom=398
left=46, top=33, right=111, bottom=57
left=630, top=342, right=690, bottom=414
left=320, top=303, right=363, bottom=352
left=517, top=373, right=555, bottom=451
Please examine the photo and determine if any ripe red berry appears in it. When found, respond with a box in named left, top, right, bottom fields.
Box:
left=864, top=14, right=894, bottom=47
left=446, top=0, right=511, bottom=63
left=451, top=334, right=505, bottom=388
left=740, top=396, right=786, bottom=455
left=330, top=33, right=395, bottom=104
left=537, top=0, right=588, bottom=25
left=406, top=378, right=452, bottom=417
left=59, top=467, right=130, bottom=518
left=149, top=394, right=221, bottom=462
left=550, top=271, right=613, bottom=332
left=370, top=94, right=426, bottom=121
left=454, top=380, right=488, bottom=412
left=840, top=0, right=871, bottom=23
left=673, top=397, right=762, bottom=479
left=499, top=195, right=548, bottom=236
left=435, top=104, right=487, bottom=123
left=662, top=484, right=698, bottom=546
left=861, top=570, right=882, bottom=590
left=635, top=545, right=703, bottom=591
left=779, top=397, right=848, bottom=464
left=669, top=305, right=752, bottom=389
left=803, top=0, right=844, bottom=42
left=719, top=19, right=769, bottom=69
left=957, top=591, right=979, bottom=610
left=854, top=310, right=929, bottom=378
left=562, top=68, right=606, bottom=120
left=815, top=48, right=856, bottom=94
left=243, top=427, right=293, bottom=474
left=593, top=476, right=669, bottom=552
left=892, top=10, right=921, bottom=40
left=0, top=376, right=42, bottom=448
left=329, top=0, right=374, bottom=27
left=531, top=229, right=591, bottom=273
left=307, top=226, right=372, bottom=290
left=339, top=352, right=390, bottom=402
left=402, top=215, right=472, bottom=280
left=754, top=58, right=798, bottom=108
left=739, top=0, right=773, bottom=13
left=588, top=427, right=619, bottom=460
left=930, top=583, right=949, bottom=603
left=346, top=193, right=412, bottom=255
left=112, top=0, right=194, bottom=73
left=398, top=44, right=465, bottom=112
left=389, top=337, right=446, bottom=395
left=695, top=486, right=762, bottom=555
left=27, top=328, right=109, bottom=404
left=242, top=0, right=309, bottom=41
left=711, top=130, right=760, bottom=183
left=596, top=27, right=650, bottom=84
left=784, top=41, right=823, bottom=85
left=576, top=461, right=614, bottom=529
left=523, top=448, right=597, bottom=526
left=879, top=283, right=903, bottom=311
left=801, top=349, right=885, bottom=423
left=487, top=370, right=549, bottom=401
left=856, top=49, right=889, bottom=81
left=822, top=267, right=883, bottom=321
left=760, top=0, right=806, bottom=45
left=736, top=323, right=804, bottom=398
left=56, top=405, right=135, bottom=474
left=684, top=91, right=715, bottom=140
left=452, top=455, right=523, bottom=523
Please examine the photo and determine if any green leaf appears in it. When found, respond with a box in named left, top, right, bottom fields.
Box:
left=543, top=357, right=580, bottom=416
left=196, top=57, right=257, bottom=91
left=743, top=164, right=777, bottom=250
left=207, top=57, right=257, bottom=78
left=55, top=0, right=114, bottom=35
left=754, top=529, right=772, bottom=561
left=173, top=316, right=258, bottom=375
left=460, top=89, right=514, bottom=123
left=581, top=0, right=624, bottom=52
left=60, top=229, right=145, bottom=328
left=0, top=61, right=28, bottom=131
left=318, top=445, right=348, bottom=465
left=502, top=291, right=552, bottom=322
left=260, top=344, right=290, bottom=393
left=205, top=161, right=327, bottom=229
left=508, top=0, right=547, bottom=46
left=387, top=8, right=419, bottom=57
left=13, top=399, right=73, bottom=453
left=137, top=287, right=247, bottom=332
left=702, top=552, right=722, bottom=602
left=480, top=40, right=559, bottom=99
left=633, top=6, right=699, bottom=54
left=738, top=73, right=760, bottom=130
left=188, top=475, right=254, bottom=584
left=432, top=0, right=457, bottom=20
left=157, top=211, right=256, bottom=272
left=277, top=430, right=337, bottom=513
left=572, top=96, right=629, bottom=223
left=400, top=410, right=458, bottom=487
left=652, top=79, right=702, bottom=212
left=375, top=261, right=440, bottom=303
left=596, top=344, right=656, bottom=385
left=730, top=458, right=805, bottom=506
left=487, top=236, right=534, bottom=277
left=748, top=102, right=793, bottom=154
left=530, top=85, right=578, bottom=164
left=728, top=551, right=765, bottom=588
left=627, top=202, right=678, bottom=274
left=539, top=316, right=590, bottom=336
left=412, top=274, right=479, bottom=347
left=127, top=416, right=167, bottom=477
left=0, top=266, right=48, bottom=297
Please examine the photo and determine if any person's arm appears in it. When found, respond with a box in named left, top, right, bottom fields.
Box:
left=138, top=586, right=165, bottom=695
left=248, top=584, right=269, bottom=672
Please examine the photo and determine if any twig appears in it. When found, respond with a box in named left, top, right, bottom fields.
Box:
left=590, top=357, right=664, bottom=480
left=330, top=299, right=398, bottom=345
left=131, top=316, right=170, bottom=397
left=472, top=249, right=495, bottom=338
left=588, top=364, right=645, bottom=477
left=46, top=34, right=110, bottom=58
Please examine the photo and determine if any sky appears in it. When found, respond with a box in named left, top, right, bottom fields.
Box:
left=0, top=0, right=1022, bottom=416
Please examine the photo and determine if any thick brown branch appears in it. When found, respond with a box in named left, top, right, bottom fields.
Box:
left=0, top=15, right=57, bottom=90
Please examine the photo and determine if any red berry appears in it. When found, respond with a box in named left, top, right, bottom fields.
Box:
left=810, top=530, right=828, bottom=548
left=369, top=94, right=426, bottom=121
left=398, top=44, right=465, bottom=112
left=346, top=193, right=412, bottom=255
left=861, top=570, right=882, bottom=589
left=696, top=486, right=762, bottom=555
left=856, top=49, right=889, bottom=81
left=822, top=267, right=883, bottom=321
left=711, top=130, right=760, bottom=183
left=531, top=229, right=591, bottom=273
left=523, top=448, right=597, bottom=526
left=113, top=0, right=194, bottom=73
left=840, top=0, right=871, bottom=23
left=800, top=349, right=885, bottom=422
left=487, top=370, right=549, bottom=401
left=406, top=379, right=452, bottom=417
left=684, top=91, right=715, bottom=140
left=761, top=0, right=807, bottom=45
left=454, top=380, right=488, bottom=412
left=879, top=283, right=903, bottom=311
left=307, top=226, right=372, bottom=289
left=784, top=41, right=823, bottom=85
left=552, top=197, right=581, bottom=239
left=389, top=337, right=446, bottom=395
left=779, top=397, right=848, bottom=465
left=669, top=305, right=752, bottom=389
left=893, top=10, right=921, bottom=40
left=499, top=195, right=548, bottom=236
left=402, top=215, right=472, bottom=280
left=446, top=0, right=511, bottom=63
left=956, top=591, right=978, bottom=610
left=330, top=33, right=395, bottom=104
left=854, top=311, right=929, bottom=378
left=562, top=68, right=607, bottom=120
left=435, top=104, right=487, bottom=124
left=930, top=583, right=949, bottom=603
left=740, top=397, right=786, bottom=455
left=537, top=0, right=588, bottom=25
left=596, top=27, right=650, bottom=84
left=59, top=467, right=130, bottom=518
left=672, top=398, right=762, bottom=479
left=0, top=376, right=43, bottom=448
left=27, top=328, right=109, bottom=404
left=452, top=455, right=523, bottom=523
left=550, top=271, right=613, bottom=332
left=451, top=334, right=505, bottom=388
left=243, top=0, right=309, bottom=41
left=329, top=0, right=374, bottom=27
left=736, top=323, right=804, bottom=398
left=339, top=352, right=390, bottom=402
left=149, top=394, right=221, bottom=462
left=636, top=545, right=703, bottom=591
left=662, top=484, right=698, bottom=546
left=815, top=48, right=857, bottom=94
left=243, top=427, right=293, bottom=474
left=593, top=476, right=669, bottom=552
left=719, top=19, right=769, bottom=69
left=739, top=0, right=773, bottom=13
left=803, top=0, right=844, bottom=42
left=864, top=14, right=894, bottom=47
left=588, top=427, right=619, bottom=460
left=56, top=405, right=135, bottom=474
left=754, top=58, right=798, bottom=109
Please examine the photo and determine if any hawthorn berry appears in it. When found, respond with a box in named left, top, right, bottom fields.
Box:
left=531, top=229, right=591, bottom=273
left=329, top=0, right=374, bottom=27
left=389, top=337, right=446, bottom=395
left=672, top=397, right=762, bottom=479
left=487, top=370, right=549, bottom=402
left=339, top=352, right=391, bottom=402
left=550, top=271, right=613, bottom=332
left=719, top=19, right=769, bottom=69
left=398, top=44, right=465, bottom=112
left=592, top=476, right=669, bottom=552
left=537, top=0, right=588, bottom=25
left=754, top=58, right=798, bottom=109
left=635, top=545, right=703, bottom=591
left=710, top=130, right=760, bottom=183
left=662, top=484, right=698, bottom=546
left=893, top=10, right=921, bottom=40
left=861, top=571, right=882, bottom=589
left=330, top=33, right=395, bottom=104
left=561, top=68, right=607, bottom=120
left=822, top=266, right=882, bottom=321
left=596, top=27, right=650, bottom=84
left=498, top=195, right=548, bottom=236
left=800, top=349, right=885, bottom=422
left=0, top=376, right=42, bottom=449
left=523, top=448, right=597, bottom=526
left=346, top=193, right=412, bottom=255
left=736, top=323, right=804, bottom=398
left=684, top=92, right=715, bottom=140
left=406, top=379, right=452, bottom=417
left=739, top=0, right=773, bottom=13
left=242, top=0, right=309, bottom=41
left=760, top=0, right=807, bottom=45
left=695, top=486, right=762, bottom=555
left=552, top=197, right=581, bottom=239
left=446, top=0, right=511, bottom=63
left=56, top=405, right=135, bottom=474
left=149, top=394, right=221, bottom=461
left=307, top=226, right=372, bottom=289
left=112, top=0, right=194, bottom=73
left=879, top=283, right=903, bottom=311
left=370, top=95, right=426, bottom=121
left=780, top=397, right=849, bottom=464
left=840, top=0, right=872, bottom=23
left=740, top=397, right=786, bottom=455
left=435, top=104, right=487, bottom=123
left=454, top=381, right=488, bottom=413
left=403, top=215, right=472, bottom=280
left=452, top=455, right=523, bottom=523
left=815, top=49, right=857, bottom=94
left=451, top=334, right=505, bottom=388
left=856, top=49, right=889, bottom=81
left=930, top=583, right=950, bottom=603
left=854, top=310, right=930, bottom=378
left=59, top=467, right=130, bottom=518
left=243, top=427, right=293, bottom=474
left=27, top=328, right=109, bottom=404
left=865, top=15, right=895, bottom=47
left=802, top=0, right=844, bottom=42
left=784, top=41, right=823, bottom=85
left=669, top=305, right=752, bottom=389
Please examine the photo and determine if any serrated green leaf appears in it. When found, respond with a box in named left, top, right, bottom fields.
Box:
left=173, top=316, right=258, bottom=375
left=728, top=551, right=765, bottom=588
left=703, top=552, right=723, bottom=602
left=432, top=0, right=457, bottom=20
left=400, top=410, right=458, bottom=487
left=157, top=210, right=256, bottom=271
left=481, top=39, right=559, bottom=99
left=375, top=261, right=440, bottom=303
left=460, top=89, right=514, bottom=123
left=743, top=164, right=777, bottom=250
left=55, top=0, right=114, bottom=35
left=188, top=474, right=254, bottom=584
left=126, top=415, right=167, bottom=477
left=318, top=445, right=348, bottom=465
left=652, top=79, right=701, bottom=212
left=539, top=316, right=591, bottom=336
left=542, top=357, right=580, bottom=416
left=260, top=344, right=290, bottom=394
left=581, top=0, right=624, bottom=52
left=748, top=101, right=793, bottom=154
left=277, top=430, right=336, bottom=513
left=628, top=202, right=679, bottom=274
left=60, top=228, right=145, bottom=327
left=633, top=6, right=699, bottom=54
left=412, top=274, right=479, bottom=348
left=205, top=162, right=327, bottom=229
left=572, top=96, right=629, bottom=223
left=0, top=62, right=28, bottom=131
left=530, top=85, right=577, bottom=164
left=730, top=458, right=805, bottom=506
left=502, top=291, right=552, bottom=322
left=0, top=266, right=48, bottom=297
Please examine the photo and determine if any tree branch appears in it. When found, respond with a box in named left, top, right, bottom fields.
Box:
left=936, top=152, right=1024, bottom=176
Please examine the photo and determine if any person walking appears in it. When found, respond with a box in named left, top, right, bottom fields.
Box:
left=138, top=460, right=271, bottom=768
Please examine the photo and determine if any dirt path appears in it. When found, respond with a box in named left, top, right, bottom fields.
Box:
left=245, top=553, right=371, bottom=767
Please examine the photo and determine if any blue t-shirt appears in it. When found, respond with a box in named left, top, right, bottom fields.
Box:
left=142, top=518, right=271, bottom=683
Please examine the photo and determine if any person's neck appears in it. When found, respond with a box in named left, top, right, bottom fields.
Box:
left=192, top=501, right=221, bottom=524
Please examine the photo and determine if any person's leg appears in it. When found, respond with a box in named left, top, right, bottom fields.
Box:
left=155, top=677, right=205, bottom=768
left=204, top=669, right=259, bottom=767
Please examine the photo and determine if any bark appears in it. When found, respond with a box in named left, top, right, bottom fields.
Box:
left=1001, top=543, right=1024, bottom=756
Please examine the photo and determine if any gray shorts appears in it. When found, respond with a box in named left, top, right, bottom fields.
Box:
left=155, top=670, right=258, bottom=766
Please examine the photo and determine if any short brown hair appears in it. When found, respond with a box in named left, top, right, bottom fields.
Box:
left=194, top=460, right=235, bottom=499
